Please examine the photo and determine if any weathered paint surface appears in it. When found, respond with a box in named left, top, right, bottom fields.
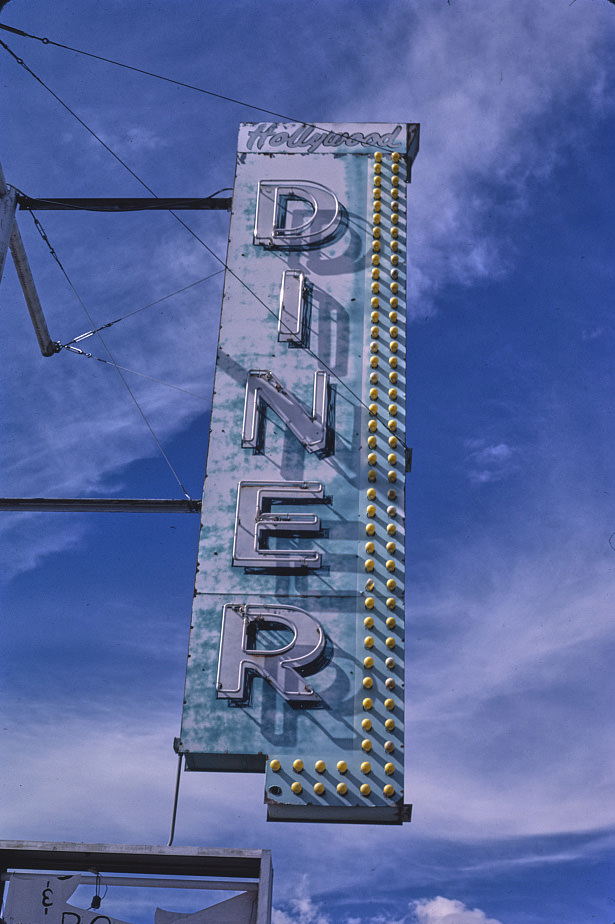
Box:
left=177, top=123, right=418, bottom=823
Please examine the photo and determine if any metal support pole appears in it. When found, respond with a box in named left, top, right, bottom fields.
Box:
left=0, top=161, right=57, bottom=356
left=0, top=498, right=201, bottom=513
left=16, top=195, right=232, bottom=212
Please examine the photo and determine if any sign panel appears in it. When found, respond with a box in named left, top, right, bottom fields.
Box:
left=177, top=122, right=419, bottom=823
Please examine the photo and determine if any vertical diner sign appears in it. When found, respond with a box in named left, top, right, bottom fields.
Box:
left=177, top=122, right=419, bottom=823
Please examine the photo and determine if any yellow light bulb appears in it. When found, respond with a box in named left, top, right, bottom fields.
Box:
left=366, top=522, right=376, bottom=536
left=386, top=542, right=396, bottom=553
left=389, top=404, right=398, bottom=415
left=370, top=357, right=379, bottom=368
left=363, top=653, right=374, bottom=666
left=337, top=760, right=348, bottom=773
left=315, top=760, right=326, bottom=773
left=389, top=356, right=398, bottom=368
left=386, top=598, right=396, bottom=611
left=363, top=636, right=374, bottom=649
left=337, top=782, right=348, bottom=795
left=362, top=696, right=373, bottom=709
left=362, top=677, right=373, bottom=689
left=368, top=469, right=377, bottom=482
left=384, top=740, right=395, bottom=753
left=384, top=762, right=395, bottom=775
left=385, top=718, right=395, bottom=730
left=390, top=282, right=399, bottom=293
left=383, top=784, right=395, bottom=798
left=360, top=783, right=371, bottom=796
left=367, top=452, right=377, bottom=465
left=366, top=504, right=376, bottom=517
left=293, top=759, right=304, bottom=772
left=269, top=759, right=281, bottom=772
left=367, top=436, right=377, bottom=449
left=387, top=523, right=397, bottom=535
left=361, top=761, right=372, bottom=774
left=369, top=404, right=378, bottom=416
left=314, top=782, right=325, bottom=795
left=365, top=577, right=374, bottom=590
left=385, top=657, right=395, bottom=670
left=291, top=781, right=302, bottom=794
left=365, top=559, right=375, bottom=572
left=365, top=541, right=375, bottom=554
left=390, top=326, right=399, bottom=339
left=368, top=419, right=377, bottom=432
left=389, top=389, right=398, bottom=401
left=388, top=470, right=397, bottom=482
left=364, top=597, right=375, bottom=610
left=371, top=296, right=379, bottom=308
left=361, top=717, right=372, bottom=730
left=370, top=342, right=378, bottom=354
left=388, top=453, right=397, bottom=465
left=362, top=739, right=372, bottom=752
left=384, top=697, right=395, bottom=710
left=385, top=677, right=395, bottom=689
left=389, top=371, right=398, bottom=383
left=385, top=636, right=396, bottom=649
left=386, top=560, right=395, bottom=573
left=386, top=578, right=396, bottom=590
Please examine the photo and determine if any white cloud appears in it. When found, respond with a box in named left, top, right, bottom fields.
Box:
left=411, top=897, right=502, bottom=924
left=272, top=878, right=332, bottom=924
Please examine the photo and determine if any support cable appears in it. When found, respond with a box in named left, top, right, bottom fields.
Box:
left=3, top=39, right=371, bottom=413
left=0, top=23, right=412, bottom=154
left=28, top=211, right=195, bottom=501
left=62, top=344, right=210, bottom=401
left=61, top=269, right=223, bottom=347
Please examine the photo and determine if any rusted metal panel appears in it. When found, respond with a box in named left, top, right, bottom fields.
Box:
left=178, top=123, right=418, bottom=823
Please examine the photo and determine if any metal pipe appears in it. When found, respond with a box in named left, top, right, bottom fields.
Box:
left=0, top=161, right=57, bottom=356
left=0, top=498, right=201, bottom=513
left=16, top=196, right=232, bottom=212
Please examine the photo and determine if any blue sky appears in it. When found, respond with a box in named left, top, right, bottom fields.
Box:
left=1, top=2, right=615, bottom=923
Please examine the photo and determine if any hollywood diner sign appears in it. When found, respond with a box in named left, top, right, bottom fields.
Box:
left=176, top=122, right=419, bottom=823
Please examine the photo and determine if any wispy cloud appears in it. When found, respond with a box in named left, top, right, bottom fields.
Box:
left=464, top=439, right=516, bottom=483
